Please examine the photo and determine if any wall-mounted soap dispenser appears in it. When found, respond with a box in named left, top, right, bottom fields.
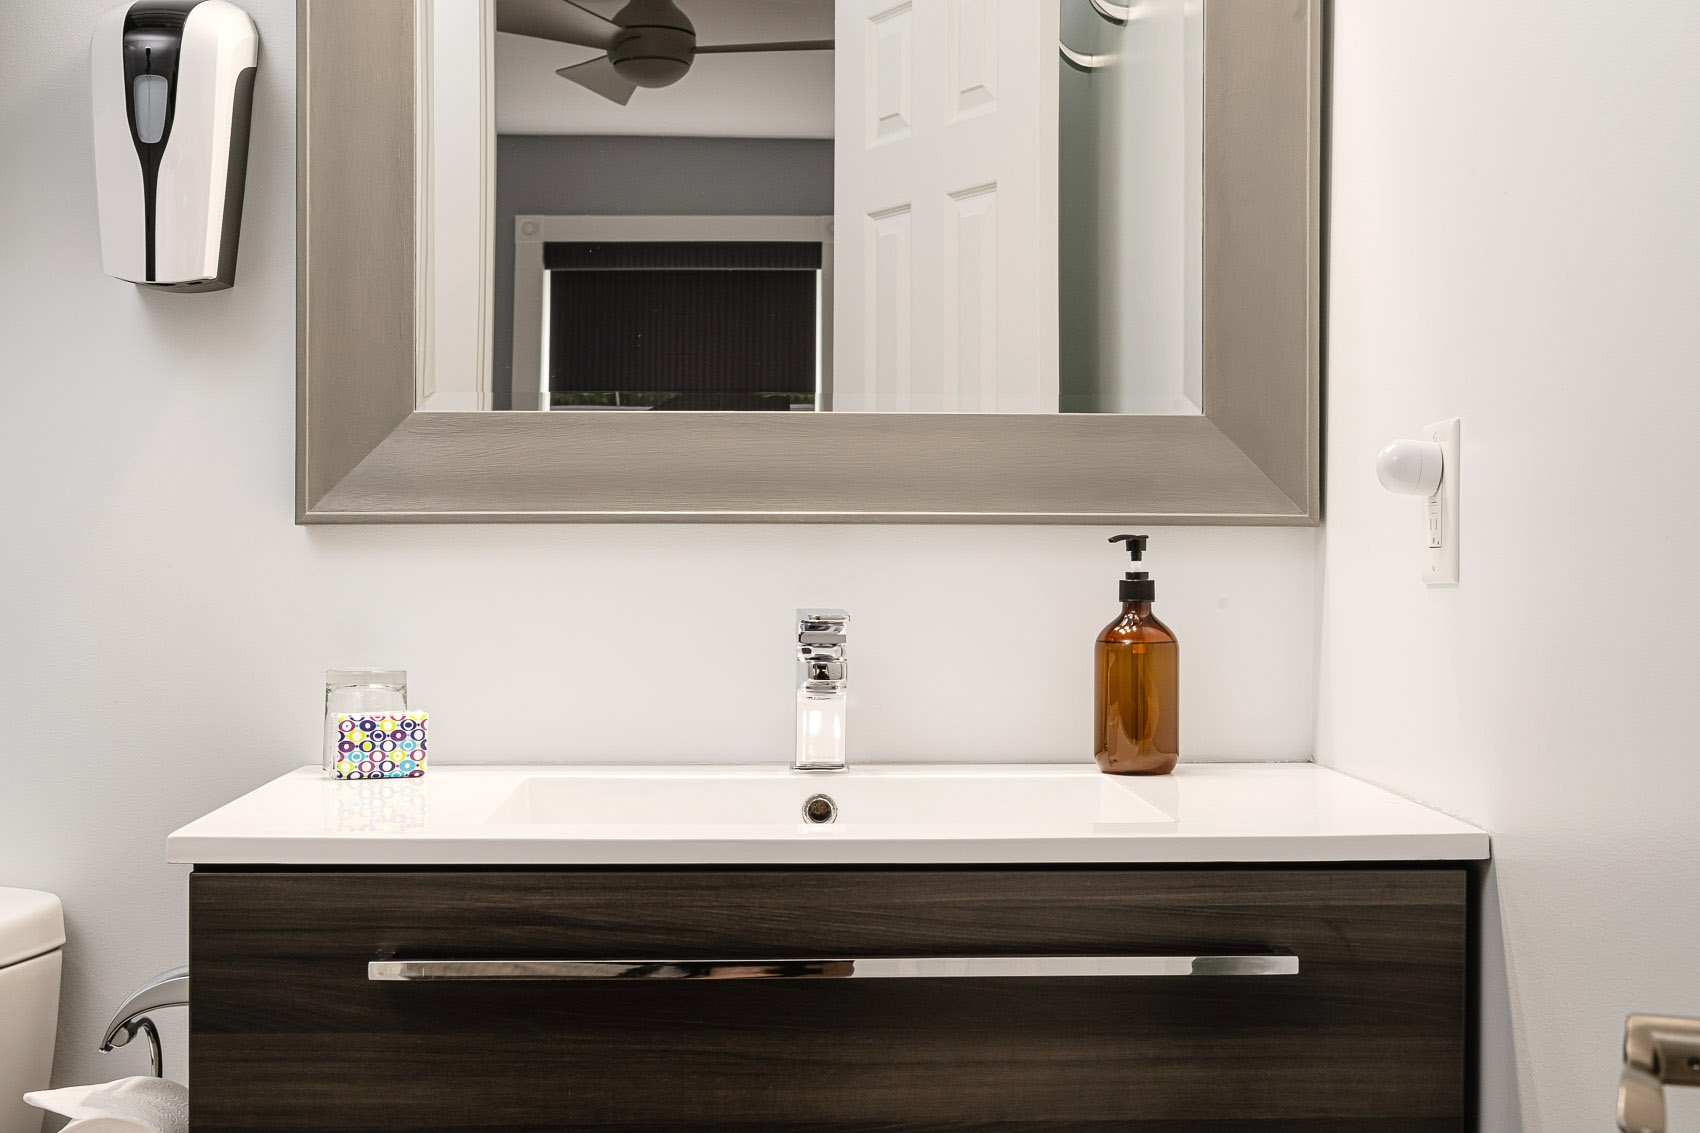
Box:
left=91, top=0, right=258, bottom=291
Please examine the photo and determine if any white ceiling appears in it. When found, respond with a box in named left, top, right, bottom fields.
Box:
left=495, top=0, right=835, bottom=138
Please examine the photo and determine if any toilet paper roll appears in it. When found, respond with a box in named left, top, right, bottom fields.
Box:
left=23, top=1076, right=187, bottom=1133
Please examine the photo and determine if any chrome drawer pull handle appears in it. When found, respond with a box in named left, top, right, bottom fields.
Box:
left=368, top=954, right=1298, bottom=982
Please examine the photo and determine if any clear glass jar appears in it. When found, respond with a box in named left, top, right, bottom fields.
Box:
left=323, top=669, right=408, bottom=773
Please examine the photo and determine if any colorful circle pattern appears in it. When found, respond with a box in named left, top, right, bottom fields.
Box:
left=333, top=712, right=427, bottom=779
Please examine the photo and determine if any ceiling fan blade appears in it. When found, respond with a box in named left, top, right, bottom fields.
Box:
left=692, top=40, right=836, bottom=55
left=497, top=0, right=622, bottom=50
left=555, top=55, right=639, bottom=105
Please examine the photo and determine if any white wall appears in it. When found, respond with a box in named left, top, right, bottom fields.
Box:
left=1320, top=1, right=1700, bottom=1128
left=0, top=0, right=1316, bottom=1096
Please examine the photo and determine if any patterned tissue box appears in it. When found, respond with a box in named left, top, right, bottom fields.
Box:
left=331, top=712, right=428, bottom=779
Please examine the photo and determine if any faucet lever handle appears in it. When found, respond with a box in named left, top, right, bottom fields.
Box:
left=797, top=608, right=850, bottom=645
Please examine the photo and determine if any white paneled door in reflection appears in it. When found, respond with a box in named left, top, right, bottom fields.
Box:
left=833, top=0, right=1061, bottom=412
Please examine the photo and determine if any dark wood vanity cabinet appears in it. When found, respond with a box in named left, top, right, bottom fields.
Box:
left=189, top=867, right=1467, bottom=1131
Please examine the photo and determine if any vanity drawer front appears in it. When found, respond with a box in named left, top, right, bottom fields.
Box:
left=190, top=868, right=1466, bottom=1132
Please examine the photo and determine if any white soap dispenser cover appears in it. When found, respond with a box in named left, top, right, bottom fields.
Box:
left=90, top=0, right=258, bottom=291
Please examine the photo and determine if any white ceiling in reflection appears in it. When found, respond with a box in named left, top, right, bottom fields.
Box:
left=495, top=0, right=835, bottom=138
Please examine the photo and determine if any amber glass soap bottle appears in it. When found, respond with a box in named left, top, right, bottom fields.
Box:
left=1094, top=534, right=1179, bottom=774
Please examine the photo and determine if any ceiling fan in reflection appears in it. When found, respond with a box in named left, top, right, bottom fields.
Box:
left=497, top=0, right=834, bottom=106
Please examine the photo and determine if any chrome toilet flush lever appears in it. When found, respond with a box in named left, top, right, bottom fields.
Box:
left=100, top=966, right=188, bottom=1079
left=1619, top=1013, right=1700, bottom=1132
left=794, top=609, right=849, bottom=771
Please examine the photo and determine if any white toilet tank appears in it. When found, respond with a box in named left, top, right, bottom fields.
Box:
left=0, top=889, right=63, bottom=1133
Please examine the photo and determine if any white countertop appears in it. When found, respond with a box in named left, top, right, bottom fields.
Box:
left=167, top=762, right=1488, bottom=866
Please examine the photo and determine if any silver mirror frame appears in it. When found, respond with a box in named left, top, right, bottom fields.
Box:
left=297, top=0, right=1322, bottom=524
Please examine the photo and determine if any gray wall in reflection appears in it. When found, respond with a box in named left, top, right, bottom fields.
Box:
left=493, top=135, right=834, bottom=410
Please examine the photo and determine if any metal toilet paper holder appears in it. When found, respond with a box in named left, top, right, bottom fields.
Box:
left=100, top=966, right=188, bottom=1079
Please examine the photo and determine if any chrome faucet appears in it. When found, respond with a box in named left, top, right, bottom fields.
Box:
left=794, top=609, right=849, bottom=770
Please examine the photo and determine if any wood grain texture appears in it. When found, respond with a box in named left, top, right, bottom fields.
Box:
left=296, top=0, right=1323, bottom=524
left=191, top=867, right=1465, bottom=1131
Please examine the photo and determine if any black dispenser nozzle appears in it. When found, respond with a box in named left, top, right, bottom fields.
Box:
left=1109, top=534, right=1155, bottom=602
left=1109, top=534, right=1147, bottom=562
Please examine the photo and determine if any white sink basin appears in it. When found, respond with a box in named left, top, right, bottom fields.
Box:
left=486, top=766, right=1175, bottom=830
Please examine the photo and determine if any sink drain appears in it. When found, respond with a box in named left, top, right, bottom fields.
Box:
left=802, top=794, right=838, bottom=824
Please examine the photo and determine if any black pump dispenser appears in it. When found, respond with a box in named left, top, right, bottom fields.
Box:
left=1095, top=533, right=1178, bottom=774
left=1109, top=534, right=1155, bottom=602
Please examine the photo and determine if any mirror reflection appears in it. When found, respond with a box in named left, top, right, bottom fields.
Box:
left=421, top=0, right=1203, bottom=414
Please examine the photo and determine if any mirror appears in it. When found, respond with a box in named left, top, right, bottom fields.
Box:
left=296, top=0, right=1318, bottom=523
left=419, top=0, right=1205, bottom=415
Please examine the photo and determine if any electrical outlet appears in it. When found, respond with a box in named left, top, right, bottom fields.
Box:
left=1420, top=418, right=1460, bottom=585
